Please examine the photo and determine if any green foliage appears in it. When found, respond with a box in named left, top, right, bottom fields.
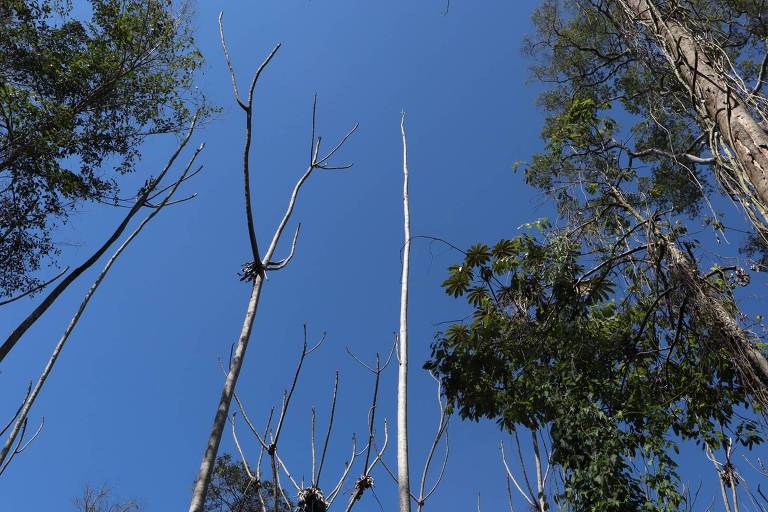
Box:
left=522, top=0, right=746, bottom=219
left=0, top=0, right=210, bottom=296
left=441, top=0, right=768, bottom=509
left=428, top=225, right=762, bottom=510
left=203, top=454, right=291, bottom=512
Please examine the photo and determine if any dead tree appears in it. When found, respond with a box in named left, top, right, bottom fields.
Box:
left=385, top=114, right=450, bottom=512
left=343, top=346, right=395, bottom=512
left=187, top=14, right=357, bottom=512
left=375, top=370, right=449, bottom=512
left=225, top=328, right=391, bottom=512
left=73, top=484, right=141, bottom=512
left=0, top=117, right=204, bottom=475
left=398, top=111, right=413, bottom=512
left=0, top=115, right=202, bottom=365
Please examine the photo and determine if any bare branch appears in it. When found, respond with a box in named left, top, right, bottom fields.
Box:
left=627, top=145, right=715, bottom=165
left=273, top=449, right=302, bottom=493
left=0, top=140, right=204, bottom=472
left=750, top=48, right=768, bottom=97
left=273, top=329, right=320, bottom=447
left=416, top=374, right=450, bottom=510
left=314, top=124, right=360, bottom=168
left=0, top=113, right=200, bottom=364
left=229, top=413, right=255, bottom=480
left=500, top=441, right=536, bottom=508
left=266, top=223, right=301, bottom=271
left=316, top=371, right=339, bottom=487
left=0, top=267, right=69, bottom=307
left=326, top=435, right=358, bottom=505
left=311, top=407, right=317, bottom=488
left=0, top=383, right=30, bottom=438
left=237, top=42, right=282, bottom=277
left=217, top=12, right=245, bottom=109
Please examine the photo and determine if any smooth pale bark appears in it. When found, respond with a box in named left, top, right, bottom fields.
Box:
left=188, top=274, right=265, bottom=512
left=189, top=22, right=355, bottom=507
left=188, top=163, right=317, bottom=512
left=187, top=33, right=282, bottom=511
left=531, top=431, right=547, bottom=511
left=398, top=112, right=412, bottom=512
left=620, top=0, right=768, bottom=222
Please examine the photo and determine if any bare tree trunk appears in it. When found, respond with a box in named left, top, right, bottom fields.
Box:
left=188, top=20, right=357, bottom=508
left=619, top=0, right=768, bottom=224
left=397, top=112, right=412, bottom=512
left=0, top=142, right=203, bottom=472
left=188, top=275, right=265, bottom=512
left=0, top=117, right=198, bottom=365
left=531, top=431, right=547, bottom=511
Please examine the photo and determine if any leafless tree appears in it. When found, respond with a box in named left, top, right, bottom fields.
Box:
left=187, top=14, right=357, bottom=512
left=223, top=328, right=391, bottom=512
left=73, top=484, right=140, bottom=512
left=0, top=114, right=202, bottom=365
left=0, top=117, right=204, bottom=475
left=398, top=111, right=413, bottom=512
left=371, top=114, right=450, bottom=512
left=343, top=346, right=396, bottom=511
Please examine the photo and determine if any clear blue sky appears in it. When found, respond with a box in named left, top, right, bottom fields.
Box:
left=0, top=1, right=752, bottom=510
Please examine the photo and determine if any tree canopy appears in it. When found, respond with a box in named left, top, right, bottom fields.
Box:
left=203, top=454, right=290, bottom=512
left=0, top=0, right=206, bottom=297
left=427, top=0, right=768, bottom=509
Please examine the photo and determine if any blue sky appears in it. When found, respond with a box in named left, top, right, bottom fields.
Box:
left=0, top=1, right=757, bottom=510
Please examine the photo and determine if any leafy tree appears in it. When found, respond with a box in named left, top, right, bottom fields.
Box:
left=428, top=1, right=768, bottom=508
left=429, top=221, right=763, bottom=508
left=203, top=454, right=290, bottom=512
left=523, top=0, right=768, bottom=398
left=0, top=0, right=207, bottom=297
left=525, top=0, right=768, bottom=238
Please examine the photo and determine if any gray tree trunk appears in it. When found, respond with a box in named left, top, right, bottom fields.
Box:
left=620, top=0, right=768, bottom=223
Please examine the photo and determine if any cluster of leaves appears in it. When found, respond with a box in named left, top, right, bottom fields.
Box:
left=428, top=229, right=761, bottom=509
left=203, top=454, right=291, bottom=512
left=0, top=0, right=209, bottom=296
left=522, top=0, right=768, bottom=218
left=429, top=3, right=768, bottom=507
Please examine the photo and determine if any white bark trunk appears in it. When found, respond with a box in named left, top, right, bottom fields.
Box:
left=397, top=112, right=412, bottom=512
left=531, top=431, right=547, bottom=511
left=188, top=276, right=265, bottom=512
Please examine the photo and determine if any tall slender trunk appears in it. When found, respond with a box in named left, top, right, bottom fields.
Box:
left=397, top=112, right=412, bottom=512
left=188, top=275, right=265, bottom=512
left=531, top=431, right=547, bottom=511
left=619, top=0, right=768, bottom=223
